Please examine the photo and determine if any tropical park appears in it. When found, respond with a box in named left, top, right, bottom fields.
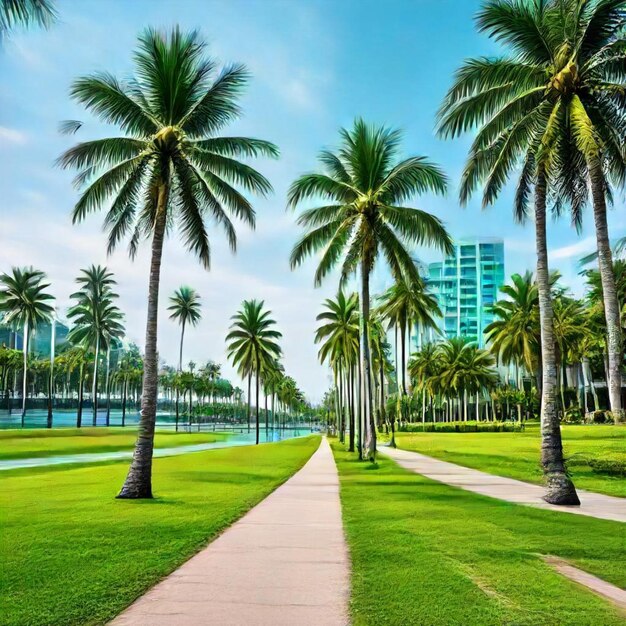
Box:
left=0, top=0, right=625, bottom=624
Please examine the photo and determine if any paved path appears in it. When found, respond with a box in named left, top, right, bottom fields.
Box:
left=112, top=437, right=350, bottom=626
left=380, top=446, right=626, bottom=523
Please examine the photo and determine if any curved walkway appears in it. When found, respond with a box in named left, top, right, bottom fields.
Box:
left=380, top=445, right=626, bottom=523
left=112, top=437, right=350, bottom=626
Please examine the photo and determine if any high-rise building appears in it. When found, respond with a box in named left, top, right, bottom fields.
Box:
left=426, top=238, right=505, bottom=347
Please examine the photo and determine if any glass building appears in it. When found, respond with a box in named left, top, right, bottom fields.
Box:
left=426, top=238, right=505, bottom=347
left=0, top=318, right=70, bottom=357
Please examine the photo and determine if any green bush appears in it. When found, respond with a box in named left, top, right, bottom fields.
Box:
left=398, top=421, right=523, bottom=433
left=588, top=457, right=626, bottom=477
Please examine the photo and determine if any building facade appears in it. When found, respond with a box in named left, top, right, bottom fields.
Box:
left=0, top=319, right=70, bottom=357
left=426, top=238, right=505, bottom=347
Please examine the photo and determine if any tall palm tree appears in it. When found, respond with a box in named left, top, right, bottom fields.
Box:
left=168, top=286, right=202, bottom=431
left=226, top=300, right=282, bottom=445
left=315, top=291, right=360, bottom=450
left=438, top=0, right=581, bottom=504
left=0, top=0, right=56, bottom=38
left=67, top=265, right=124, bottom=426
left=0, top=267, right=54, bottom=425
left=59, top=28, right=278, bottom=498
left=289, top=119, right=452, bottom=460
left=377, top=276, right=440, bottom=397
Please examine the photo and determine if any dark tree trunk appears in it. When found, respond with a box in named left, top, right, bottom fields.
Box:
left=348, top=365, right=355, bottom=452
left=77, top=363, right=84, bottom=428
left=122, top=377, right=127, bottom=427
left=589, top=160, right=623, bottom=421
left=118, top=184, right=168, bottom=499
left=255, top=363, right=260, bottom=446
left=247, top=372, right=252, bottom=433
left=535, top=173, right=579, bottom=505
left=360, top=262, right=376, bottom=460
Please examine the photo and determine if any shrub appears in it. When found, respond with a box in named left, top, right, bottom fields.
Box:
left=588, top=458, right=626, bottom=477
left=398, top=421, right=523, bottom=434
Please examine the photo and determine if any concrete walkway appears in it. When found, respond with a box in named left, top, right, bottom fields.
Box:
left=380, top=446, right=626, bottom=523
left=112, top=437, right=350, bottom=626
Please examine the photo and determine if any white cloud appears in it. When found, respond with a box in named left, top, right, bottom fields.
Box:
left=0, top=126, right=27, bottom=145
left=550, top=236, right=597, bottom=260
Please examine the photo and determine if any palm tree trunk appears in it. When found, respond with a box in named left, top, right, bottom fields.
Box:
left=77, top=362, right=84, bottom=428
left=535, top=172, right=579, bottom=505
left=175, top=321, right=185, bottom=433
left=400, top=322, right=407, bottom=396
left=360, top=262, right=376, bottom=460
left=21, top=320, right=29, bottom=426
left=589, top=161, right=623, bottom=422
left=379, top=356, right=386, bottom=430
left=92, top=337, right=100, bottom=427
left=247, top=372, right=252, bottom=433
left=118, top=184, right=168, bottom=499
left=121, top=376, right=127, bottom=426
left=264, top=390, right=269, bottom=441
left=255, top=356, right=260, bottom=445
left=105, top=346, right=111, bottom=427
left=348, top=365, right=355, bottom=452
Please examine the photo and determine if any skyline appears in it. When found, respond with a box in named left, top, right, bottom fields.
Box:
left=1, top=0, right=624, bottom=401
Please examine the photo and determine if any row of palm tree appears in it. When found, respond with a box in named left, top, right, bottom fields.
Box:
left=6, top=2, right=624, bottom=505
left=226, top=299, right=306, bottom=445
left=297, top=0, right=626, bottom=507
left=436, top=0, right=626, bottom=505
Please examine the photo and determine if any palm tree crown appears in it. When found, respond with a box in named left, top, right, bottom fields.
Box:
left=289, top=118, right=452, bottom=286
left=58, top=27, right=278, bottom=265
left=0, top=267, right=55, bottom=332
left=1, top=0, right=56, bottom=38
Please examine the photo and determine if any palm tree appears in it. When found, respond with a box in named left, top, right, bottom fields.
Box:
left=289, top=119, right=452, bottom=460
left=438, top=0, right=581, bottom=504
left=315, top=292, right=360, bottom=450
left=168, top=286, right=202, bottom=431
left=377, top=277, right=440, bottom=397
left=59, top=28, right=278, bottom=498
left=67, top=265, right=124, bottom=426
left=0, top=267, right=54, bottom=425
left=408, top=342, right=440, bottom=427
left=485, top=272, right=540, bottom=387
left=0, top=0, right=56, bottom=38
left=226, top=300, right=282, bottom=445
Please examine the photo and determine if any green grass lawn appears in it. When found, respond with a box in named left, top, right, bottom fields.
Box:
left=392, top=424, right=626, bottom=497
left=333, top=442, right=625, bottom=626
left=0, top=427, right=230, bottom=460
left=1, top=435, right=320, bottom=626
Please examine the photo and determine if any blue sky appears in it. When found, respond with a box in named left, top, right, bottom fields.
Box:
left=1, top=0, right=624, bottom=401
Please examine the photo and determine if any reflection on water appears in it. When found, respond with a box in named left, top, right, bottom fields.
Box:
left=0, top=422, right=316, bottom=471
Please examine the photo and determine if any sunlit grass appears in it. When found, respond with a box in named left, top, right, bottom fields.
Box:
left=1, top=435, right=320, bottom=626
left=333, top=441, right=625, bottom=626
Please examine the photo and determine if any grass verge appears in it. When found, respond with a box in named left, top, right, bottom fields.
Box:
left=1, top=435, right=320, bottom=626
left=392, top=424, right=625, bottom=497
left=333, top=441, right=625, bottom=626
left=0, top=427, right=230, bottom=460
